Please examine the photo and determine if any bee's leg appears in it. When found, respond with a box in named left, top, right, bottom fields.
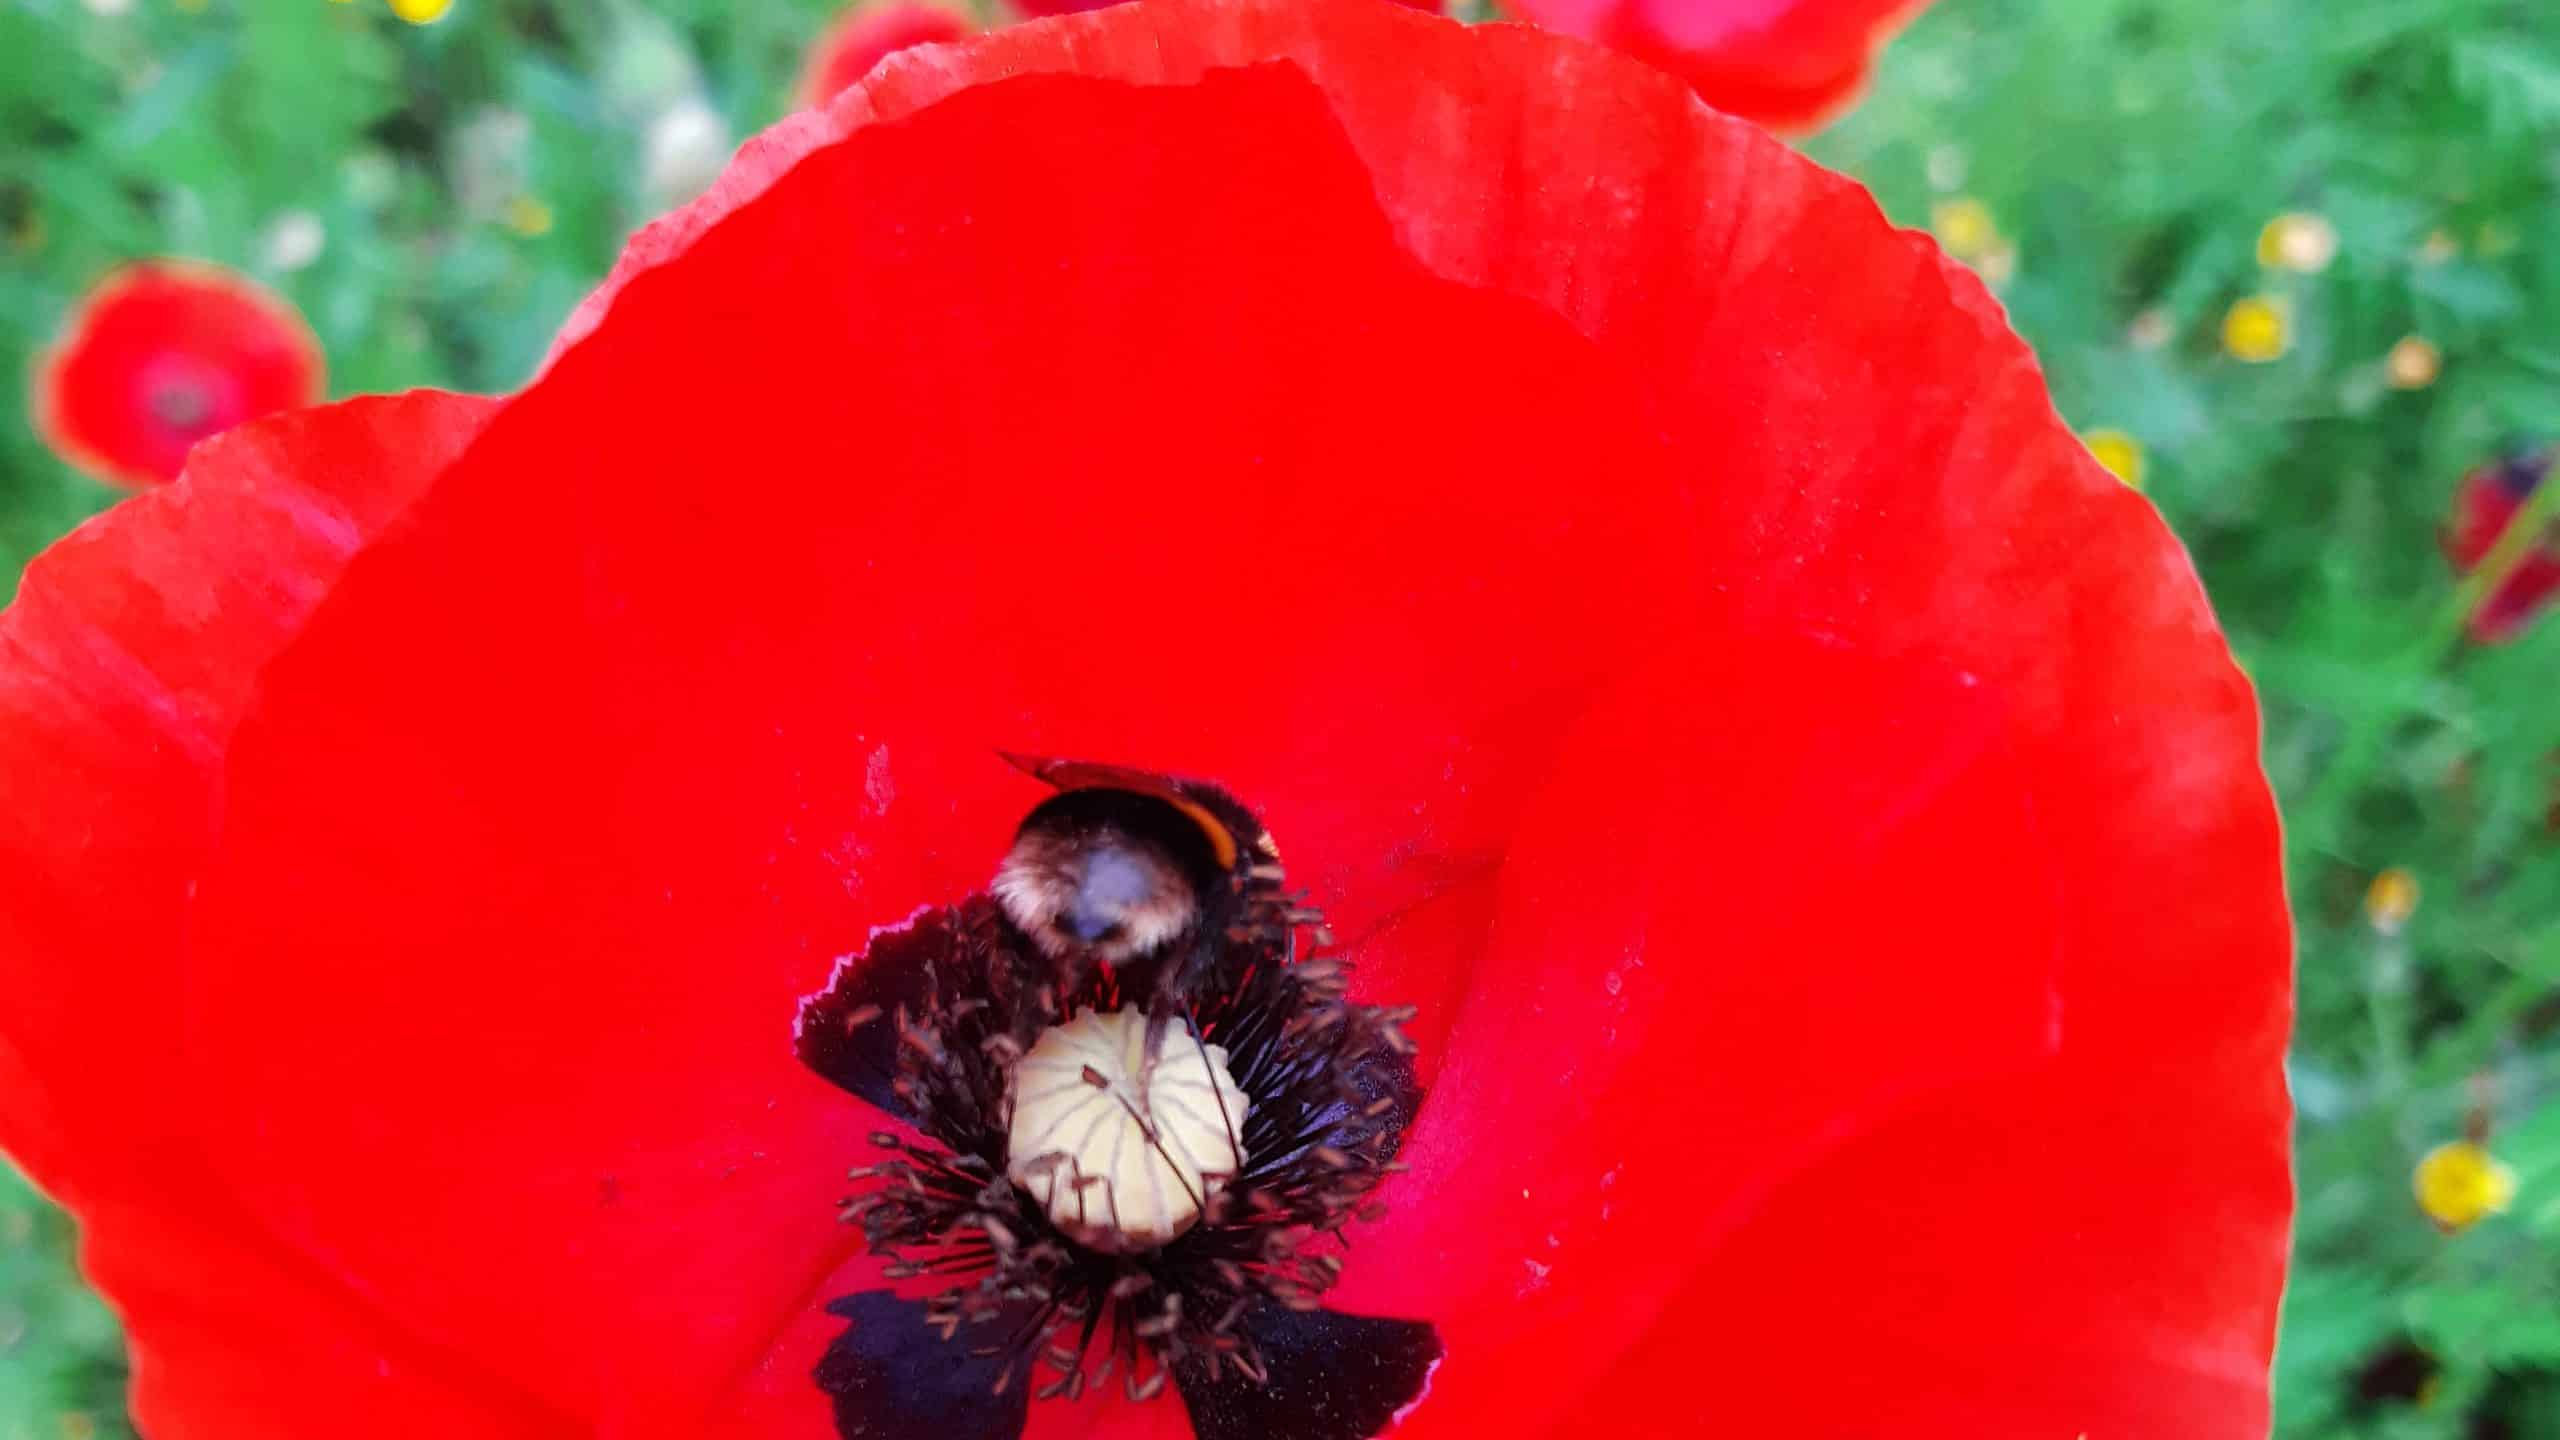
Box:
left=1139, top=999, right=1175, bottom=1071
left=1135, top=950, right=1203, bottom=1106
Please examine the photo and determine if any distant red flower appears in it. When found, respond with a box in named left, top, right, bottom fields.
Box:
left=31, top=260, right=324, bottom=488
left=2443, top=447, right=2559, bottom=643
left=1013, top=0, right=1439, bottom=14
left=0, top=2, right=2287, bottom=1438
left=1498, top=0, right=1931, bottom=130
left=801, top=2, right=975, bottom=107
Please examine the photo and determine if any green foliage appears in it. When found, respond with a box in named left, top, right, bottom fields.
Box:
left=0, top=0, right=870, bottom=597
left=0, top=0, right=2555, bottom=1435
left=1, top=1162, right=128, bottom=1440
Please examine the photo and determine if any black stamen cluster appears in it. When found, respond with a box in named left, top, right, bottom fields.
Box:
left=832, top=880, right=1416, bottom=1405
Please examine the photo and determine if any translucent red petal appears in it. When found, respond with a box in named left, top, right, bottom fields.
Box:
left=0, top=392, right=508, bottom=1434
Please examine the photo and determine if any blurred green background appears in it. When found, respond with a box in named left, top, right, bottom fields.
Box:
left=3, top=0, right=2557, bottom=1436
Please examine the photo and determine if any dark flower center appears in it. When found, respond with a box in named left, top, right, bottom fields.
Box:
left=795, top=764, right=1438, bottom=1440
left=147, top=381, right=216, bottom=434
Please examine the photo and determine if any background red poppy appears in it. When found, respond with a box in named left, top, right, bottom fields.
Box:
left=800, top=2, right=975, bottom=108
left=30, top=261, right=325, bottom=489
left=1494, top=0, right=1932, bottom=130
left=2442, top=449, right=2558, bottom=644
left=0, top=1, right=2285, bottom=1437
left=1011, top=0, right=1442, bottom=13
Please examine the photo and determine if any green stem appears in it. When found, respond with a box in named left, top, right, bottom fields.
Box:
left=2413, top=929, right=2560, bottom=1090
left=2364, top=937, right=2416, bottom=1122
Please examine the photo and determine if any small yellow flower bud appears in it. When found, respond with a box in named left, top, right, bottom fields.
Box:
left=2364, top=867, right=2419, bottom=934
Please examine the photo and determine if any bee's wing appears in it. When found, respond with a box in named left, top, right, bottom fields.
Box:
left=997, top=751, right=1247, bottom=872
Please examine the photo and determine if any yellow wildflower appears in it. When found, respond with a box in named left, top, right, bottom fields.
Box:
left=2082, top=429, right=2146, bottom=490
left=2256, top=212, right=2338, bottom=273
left=2385, top=337, right=2441, bottom=391
left=2221, top=296, right=2290, bottom=363
left=2413, top=1141, right=2516, bottom=1232
left=1930, top=197, right=1999, bottom=262
left=504, top=195, right=554, bottom=238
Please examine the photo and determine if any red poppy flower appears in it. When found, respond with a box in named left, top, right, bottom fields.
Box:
left=30, top=260, right=325, bottom=488
left=801, top=2, right=976, bottom=108
left=1014, top=0, right=1440, bottom=15
left=0, top=2, right=2288, bottom=1438
left=1496, top=0, right=1931, bottom=130
left=2443, top=446, right=2559, bottom=643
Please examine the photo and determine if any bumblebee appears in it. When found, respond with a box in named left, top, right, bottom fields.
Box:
left=990, top=753, right=1281, bottom=1025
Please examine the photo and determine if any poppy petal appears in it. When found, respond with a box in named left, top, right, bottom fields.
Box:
left=0, top=391, right=496, bottom=1203
left=1566, top=1066, right=2283, bottom=1435
left=0, top=392, right=505, bottom=1433
left=1333, top=874, right=1496, bottom=1091
left=172, top=61, right=1693, bottom=1430
left=684, top=12, right=2274, bottom=1423
left=81, top=1193, right=577, bottom=1439
left=1322, top=633, right=2067, bottom=1435
left=1658, top=195, right=2289, bottom=1440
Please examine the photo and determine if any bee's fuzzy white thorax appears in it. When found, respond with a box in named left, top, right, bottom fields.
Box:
left=993, top=823, right=1201, bottom=964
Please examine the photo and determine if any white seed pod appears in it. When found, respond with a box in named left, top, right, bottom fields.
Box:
left=1006, top=1008, right=1249, bottom=1252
